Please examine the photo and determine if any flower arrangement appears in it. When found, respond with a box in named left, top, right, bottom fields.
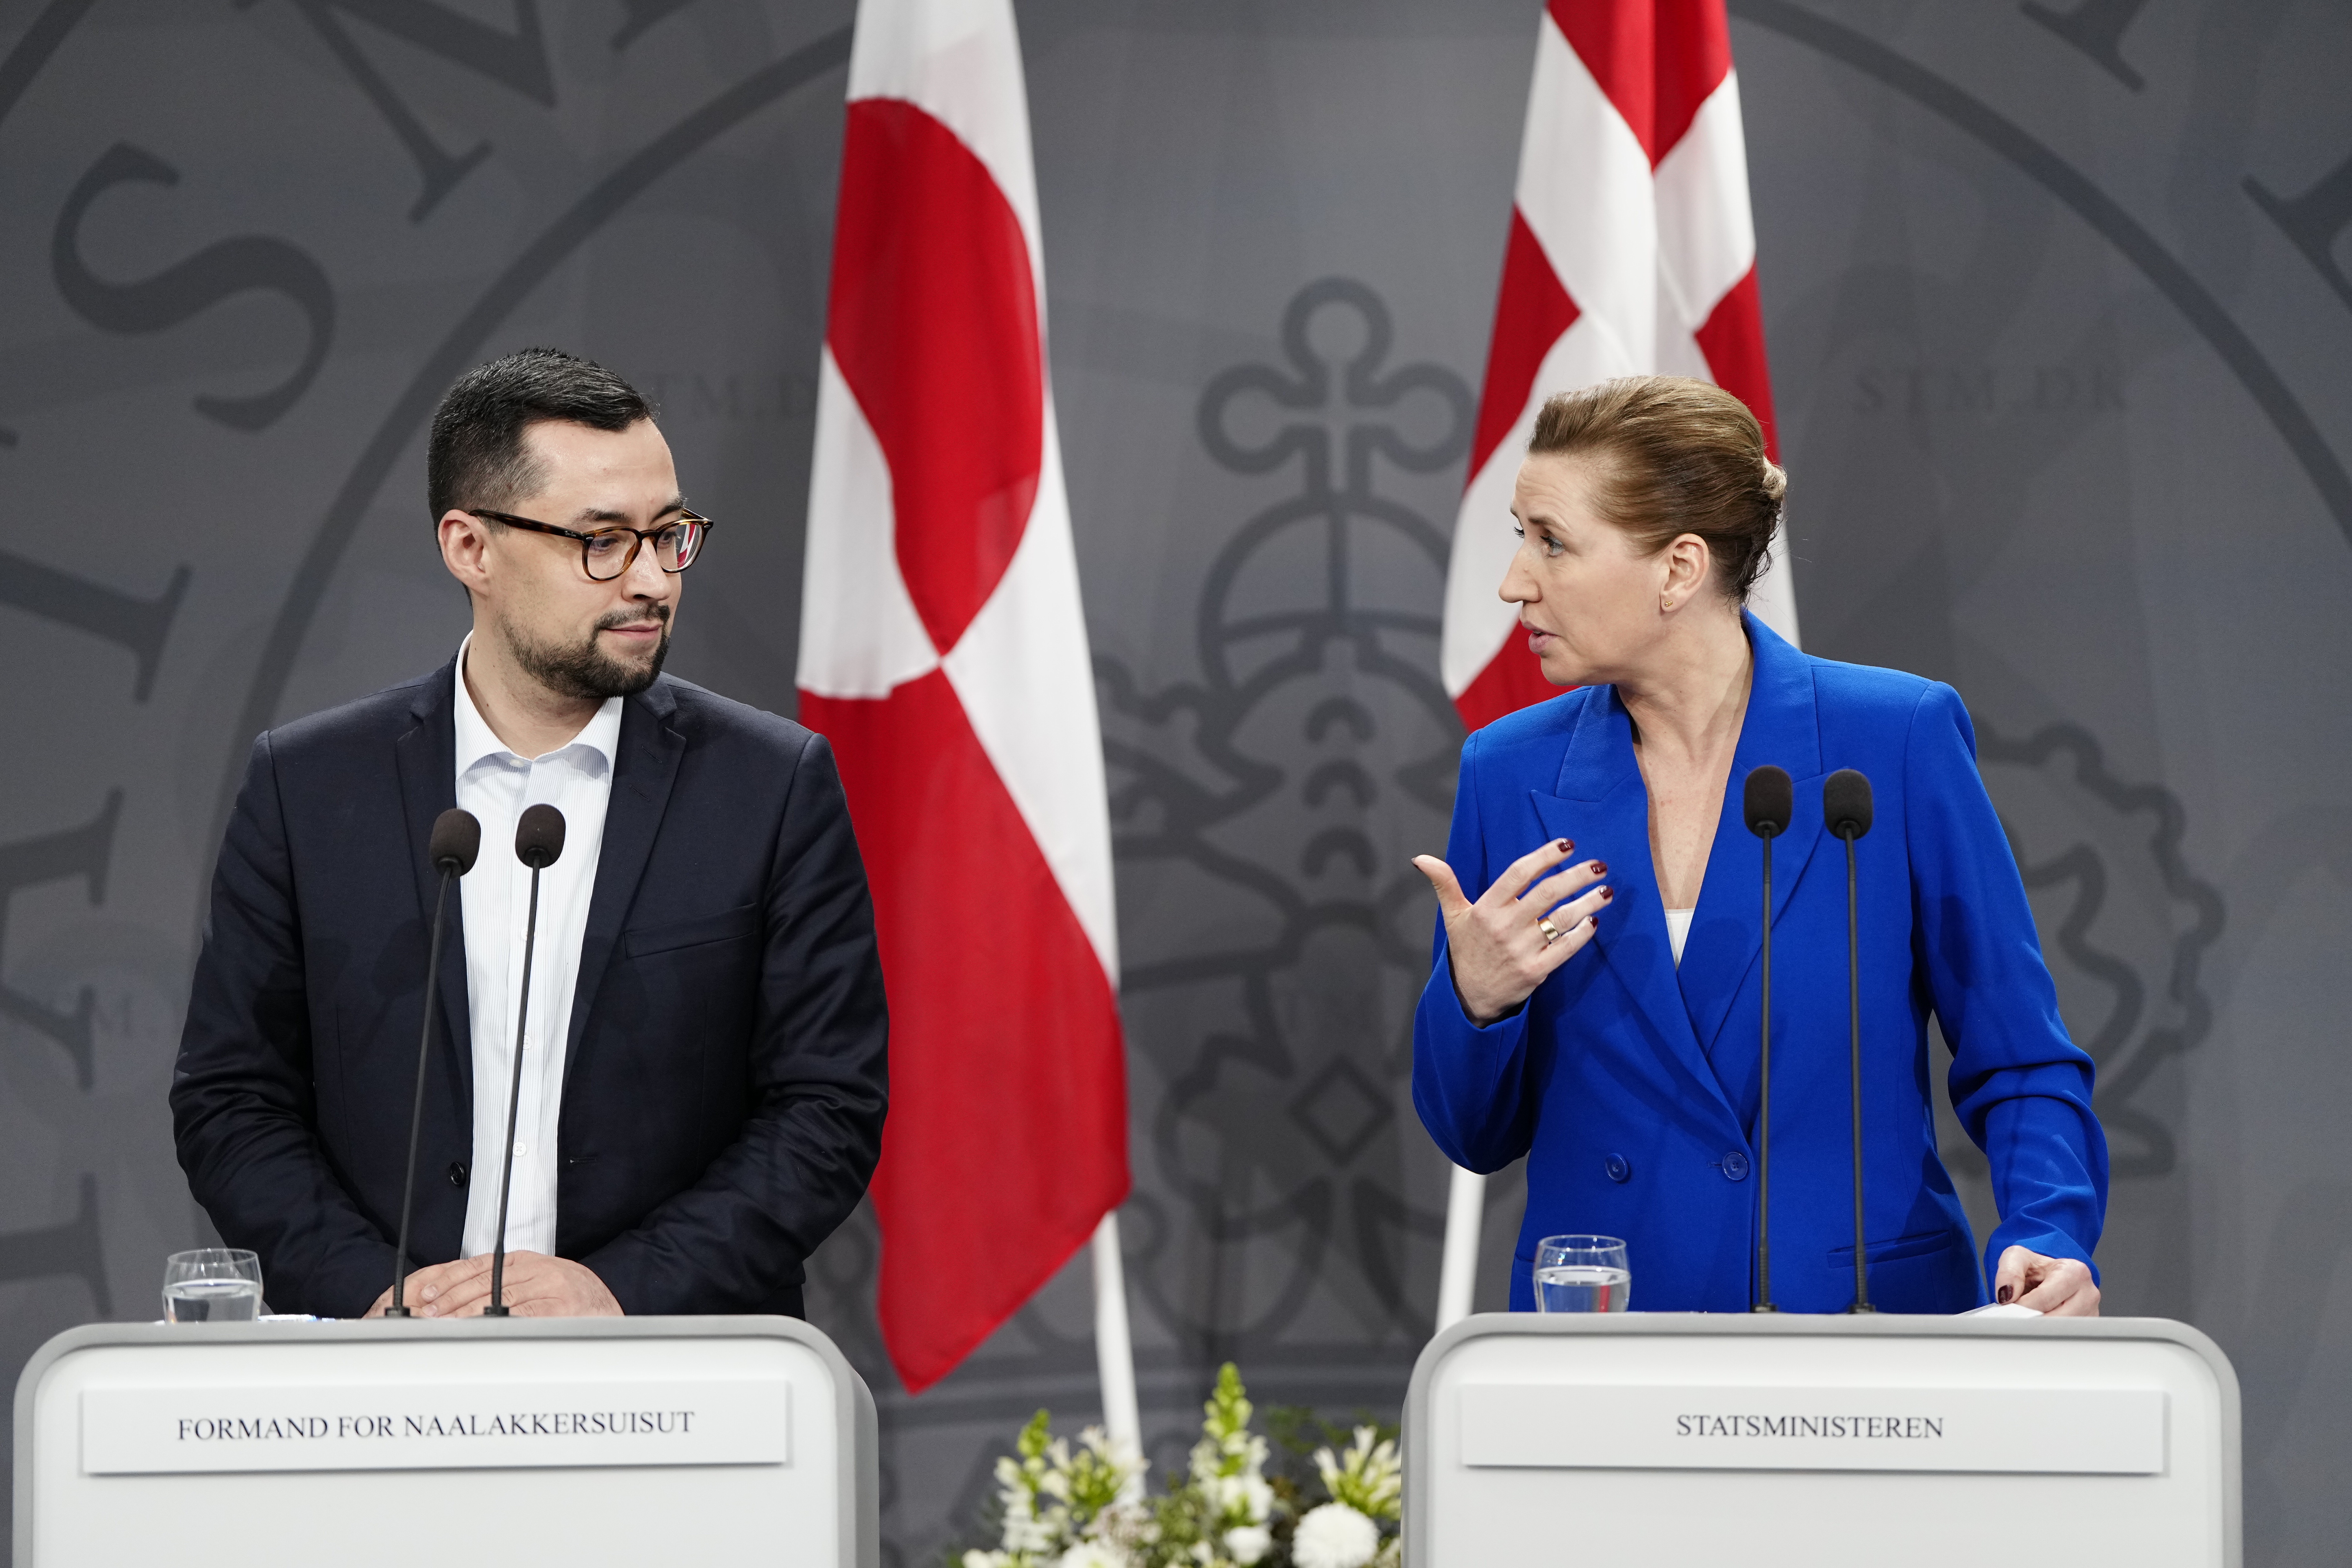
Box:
left=958, top=1410, right=1148, bottom=1568
left=957, top=1366, right=1400, bottom=1568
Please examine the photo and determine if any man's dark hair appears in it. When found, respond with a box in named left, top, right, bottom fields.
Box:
left=427, top=348, right=654, bottom=522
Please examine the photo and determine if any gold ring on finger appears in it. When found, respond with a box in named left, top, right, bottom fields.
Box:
left=1537, top=917, right=1563, bottom=946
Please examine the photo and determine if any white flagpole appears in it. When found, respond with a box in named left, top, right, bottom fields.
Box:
left=1435, top=1163, right=1485, bottom=1331
left=1091, top=1210, right=1142, bottom=1484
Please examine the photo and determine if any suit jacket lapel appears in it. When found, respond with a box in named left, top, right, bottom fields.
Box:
left=1676, top=611, right=1829, bottom=1061
left=392, top=659, right=473, bottom=1114
left=565, top=678, right=686, bottom=1065
left=1532, top=689, right=1739, bottom=1135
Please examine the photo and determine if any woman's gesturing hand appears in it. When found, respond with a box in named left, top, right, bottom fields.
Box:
left=1412, top=838, right=1613, bottom=1024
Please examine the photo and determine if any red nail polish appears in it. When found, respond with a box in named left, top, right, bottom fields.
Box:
left=1997, top=1286, right=2013, bottom=1304
left=1556, top=839, right=1572, bottom=852
left=1591, top=861, right=1607, bottom=875
left=1600, top=887, right=1613, bottom=900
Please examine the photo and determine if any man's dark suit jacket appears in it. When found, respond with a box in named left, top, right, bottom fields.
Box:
left=171, top=658, right=890, bottom=1319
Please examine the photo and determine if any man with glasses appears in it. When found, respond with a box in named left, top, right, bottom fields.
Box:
left=172, top=348, right=890, bottom=1320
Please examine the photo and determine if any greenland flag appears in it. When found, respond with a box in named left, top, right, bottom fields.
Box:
left=1443, top=0, right=1798, bottom=731
left=798, top=0, right=1130, bottom=1393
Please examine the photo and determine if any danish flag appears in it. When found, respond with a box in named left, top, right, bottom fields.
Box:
left=798, top=0, right=1130, bottom=1393
left=1442, top=0, right=1798, bottom=731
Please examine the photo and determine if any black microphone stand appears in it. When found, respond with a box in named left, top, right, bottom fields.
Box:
left=1743, top=764, right=1791, bottom=1315
left=1754, top=821, right=1777, bottom=1314
left=1825, top=768, right=1877, bottom=1314
left=384, top=862, right=457, bottom=1318
left=487, top=804, right=564, bottom=1318
left=1843, top=823, right=1873, bottom=1313
left=386, top=809, right=478, bottom=1317
left=485, top=864, right=542, bottom=1319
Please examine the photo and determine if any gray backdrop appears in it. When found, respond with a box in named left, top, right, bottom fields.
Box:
left=3, top=1, right=2348, bottom=1562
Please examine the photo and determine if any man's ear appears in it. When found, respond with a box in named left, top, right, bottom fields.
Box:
left=438, top=509, right=493, bottom=596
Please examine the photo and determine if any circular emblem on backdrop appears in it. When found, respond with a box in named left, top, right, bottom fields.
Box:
left=1975, top=722, right=2224, bottom=1179
left=1097, top=277, right=1472, bottom=1347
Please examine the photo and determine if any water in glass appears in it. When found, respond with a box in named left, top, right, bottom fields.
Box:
left=162, top=1247, right=263, bottom=1323
left=1534, top=1264, right=1631, bottom=1312
left=165, top=1278, right=262, bottom=1322
left=1532, top=1234, right=1630, bottom=1313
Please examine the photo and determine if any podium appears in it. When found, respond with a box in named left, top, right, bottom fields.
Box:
left=1405, top=1313, right=2240, bottom=1567
left=13, top=1315, right=878, bottom=1567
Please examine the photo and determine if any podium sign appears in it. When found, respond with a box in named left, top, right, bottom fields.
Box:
left=78, top=1376, right=792, bottom=1474
left=1407, top=1314, right=2239, bottom=1567
left=15, top=1316, right=878, bottom=1567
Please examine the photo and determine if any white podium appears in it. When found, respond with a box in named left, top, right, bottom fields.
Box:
left=13, top=1315, right=877, bottom=1567
left=1405, top=1313, right=2239, bottom=1567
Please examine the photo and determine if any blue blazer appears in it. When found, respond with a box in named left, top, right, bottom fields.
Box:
left=1413, top=614, right=2107, bottom=1314
left=172, top=660, right=890, bottom=1319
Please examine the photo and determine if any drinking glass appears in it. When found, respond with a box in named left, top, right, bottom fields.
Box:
left=162, top=1248, right=263, bottom=1323
left=1533, top=1234, right=1630, bottom=1312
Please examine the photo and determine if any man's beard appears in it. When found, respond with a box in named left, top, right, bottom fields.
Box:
left=503, top=605, right=672, bottom=701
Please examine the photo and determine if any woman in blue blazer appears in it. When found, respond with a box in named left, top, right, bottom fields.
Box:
left=1413, top=377, right=2107, bottom=1316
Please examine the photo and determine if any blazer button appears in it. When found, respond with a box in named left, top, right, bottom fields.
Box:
left=1720, top=1151, right=1751, bottom=1181
left=1604, top=1153, right=1632, bottom=1183
left=446, top=1161, right=469, bottom=1189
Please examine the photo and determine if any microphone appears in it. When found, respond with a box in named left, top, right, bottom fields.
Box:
left=486, top=803, right=565, bottom=1318
left=1742, top=765, right=1792, bottom=1313
left=384, top=809, right=480, bottom=1318
left=1824, top=768, right=1876, bottom=1314
left=1743, top=765, right=1793, bottom=836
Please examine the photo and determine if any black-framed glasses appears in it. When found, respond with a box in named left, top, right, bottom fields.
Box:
left=469, top=508, right=714, bottom=580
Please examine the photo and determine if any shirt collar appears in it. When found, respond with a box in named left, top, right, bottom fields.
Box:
left=454, top=633, right=625, bottom=773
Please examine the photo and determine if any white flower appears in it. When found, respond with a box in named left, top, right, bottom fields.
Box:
left=1292, top=1502, right=1382, bottom=1568
left=1313, top=1427, right=1402, bottom=1522
left=1084, top=1498, right=1157, bottom=1563
left=1203, top=1467, right=1273, bottom=1525
left=1223, top=1524, right=1274, bottom=1565
left=962, top=1553, right=1011, bottom=1568
left=1054, top=1542, right=1131, bottom=1568
left=1001, top=1488, right=1056, bottom=1555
